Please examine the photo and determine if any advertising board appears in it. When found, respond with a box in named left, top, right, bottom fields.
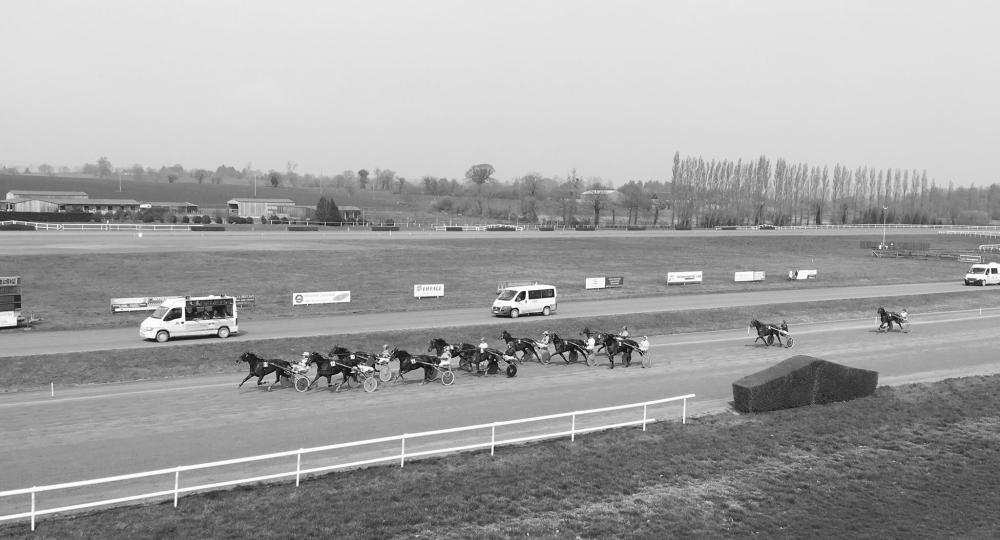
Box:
left=734, top=271, right=766, bottom=282
left=586, top=276, right=626, bottom=290
left=0, top=276, right=20, bottom=286
left=0, top=312, right=16, bottom=327
left=585, top=277, right=606, bottom=290
left=110, top=296, right=181, bottom=313
left=666, top=271, right=703, bottom=285
left=788, top=269, right=818, bottom=280
left=414, top=284, right=444, bottom=298
left=292, top=290, right=351, bottom=306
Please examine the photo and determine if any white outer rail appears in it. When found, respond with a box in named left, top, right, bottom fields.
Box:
left=0, top=393, right=694, bottom=531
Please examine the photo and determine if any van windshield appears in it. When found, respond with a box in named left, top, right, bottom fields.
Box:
left=970, top=267, right=986, bottom=274
left=151, top=306, right=170, bottom=318
left=497, top=290, right=517, bottom=301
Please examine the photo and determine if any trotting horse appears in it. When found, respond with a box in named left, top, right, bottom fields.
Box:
left=304, top=351, right=353, bottom=391
left=582, top=328, right=640, bottom=369
left=237, top=352, right=291, bottom=390
left=549, top=333, right=590, bottom=364
left=388, top=348, right=440, bottom=383
left=428, top=338, right=477, bottom=372
left=749, top=319, right=789, bottom=347
left=877, top=307, right=909, bottom=332
left=499, top=330, right=540, bottom=363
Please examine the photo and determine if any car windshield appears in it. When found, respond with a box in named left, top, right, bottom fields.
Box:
left=497, top=290, right=517, bottom=301
left=151, top=306, right=170, bottom=318
left=970, top=267, right=986, bottom=274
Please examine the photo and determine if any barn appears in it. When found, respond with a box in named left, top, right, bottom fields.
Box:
left=7, top=197, right=140, bottom=214
left=227, top=198, right=296, bottom=219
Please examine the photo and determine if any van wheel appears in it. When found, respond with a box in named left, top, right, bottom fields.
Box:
left=510, top=309, right=519, bottom=319
left=218, top=327, right=231, bottom=339
left=542, top=306, right=550, bottom=316
left=155, top=331, right=169, bottom=343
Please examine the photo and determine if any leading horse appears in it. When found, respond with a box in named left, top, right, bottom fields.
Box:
left=237, top=352, right=291, bottom=389
left=877, top=307, right=908, bottom=332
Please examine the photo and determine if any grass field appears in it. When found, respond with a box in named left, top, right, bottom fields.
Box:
left=3, top=373, right=996, bottom=539
left=0, top=232, right=986, bottom=332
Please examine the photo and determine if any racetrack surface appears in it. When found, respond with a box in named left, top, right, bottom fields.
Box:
left=0, top=281, right=982, bottom=357
left=3, top=311, right=1000, bottom=516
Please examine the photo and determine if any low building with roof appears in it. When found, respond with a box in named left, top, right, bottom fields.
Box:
left=227, top=198, right=296, bottom=219
left=139, top=201, right=200, bottom=214
left=7, top=197, right=140, bottom=214
left=5, top=190, right=89, bottom=200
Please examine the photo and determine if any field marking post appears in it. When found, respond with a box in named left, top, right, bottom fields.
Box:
left=400, top=435, right=406, bottom=467
left=643, top=405, right=648, bottom=431
left=490, top=424, right=497, bottom=456
left=682, top=398, right=688, bottom=424
left=30, top=488, right=35, bottom=532
left=571, top=414, right=576, bottom=442
left=173, top=468, right=180, bottom=507
left=50, top=383, right=54, bottom=398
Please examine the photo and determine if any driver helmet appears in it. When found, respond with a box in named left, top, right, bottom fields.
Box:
left=382, top=344, right=389, bottom=350
left=301, top=351, right=310, bottom=358
left=543, top=330, right=549, bottom=335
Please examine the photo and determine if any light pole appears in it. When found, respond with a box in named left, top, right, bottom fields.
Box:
left=881, top=205, right=888, bottom=249
left=651, top=193, right=660, bottom=226
left=118, top=170, right=123, bottom=193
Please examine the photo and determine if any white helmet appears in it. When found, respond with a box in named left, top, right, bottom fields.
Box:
left=543, top=330, right=549, bottom=335
left=301, top=351, right=310, bottom=357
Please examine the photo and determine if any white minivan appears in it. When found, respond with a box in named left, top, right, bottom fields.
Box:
left=492, top=284, right=557, bottom=318
left=140, top=296, right=238, bottom=342
left=964, top=262, right=1000, bottom=286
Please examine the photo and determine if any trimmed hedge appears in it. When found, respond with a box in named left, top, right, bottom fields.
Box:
left=189, top=225, right=226, bottom=232
left=575, top=225, right=596, bottom=231
left=371, top=226, right=400, bottom=231
left=732, top=355, right=878, bottom=413
left=538, top=226, right=554, bottom=231
left=288, top=226, right=318, bottom=232
left=0, top=211, right=97, bottom=222
left=444, top=226, right=464, bottom=232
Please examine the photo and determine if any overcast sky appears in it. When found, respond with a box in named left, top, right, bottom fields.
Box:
left=3, top=1, right=998, bottom=186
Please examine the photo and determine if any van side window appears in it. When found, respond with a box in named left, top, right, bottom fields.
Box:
left=164, top=308, right=182, bottom=322
left=543, top=289, right=554, bottom=298
left=515, top=291, right=525, bottom=302
left=528, top=290, right=542, bottom=300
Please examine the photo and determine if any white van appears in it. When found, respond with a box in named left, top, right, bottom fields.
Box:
left=140, top=296, right=238, bottom=342
left=964, top=262, right=1000, bottom=286
left=492, top=284, right=557, bottom=318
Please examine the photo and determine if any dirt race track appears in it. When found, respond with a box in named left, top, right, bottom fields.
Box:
left=3, top=310, right=1000, bottom=517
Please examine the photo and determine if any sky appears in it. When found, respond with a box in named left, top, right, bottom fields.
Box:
left=2, top=0, right=998, bottom=187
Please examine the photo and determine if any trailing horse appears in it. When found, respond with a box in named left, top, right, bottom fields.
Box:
left=237, top=352, right=291, bottom=389
left=877, top=307, right=909, bottom=333
left=582, top=328, right=641, bottom=369
left=388, top=348, right=440, bottom=383
left=748, top=319, right=791, bottom=347
left=499, top=330, right=540, bottom=363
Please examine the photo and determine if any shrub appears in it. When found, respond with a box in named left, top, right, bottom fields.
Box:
left=181, top=216, right=190, bottom=224
left=732, top=356, right=878, bottom=413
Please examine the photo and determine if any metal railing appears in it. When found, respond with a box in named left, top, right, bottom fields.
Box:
left=0, top=393, right=694, bottom=531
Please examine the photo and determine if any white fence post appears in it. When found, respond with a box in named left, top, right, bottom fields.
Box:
left=296, top=450, right=302, bottom=487
left=682, top=398, right=688, bottom=424
left=30, top=489, right=35, bottom=532
left=642, top=405, right=648, bottom=431
left=490, top=424, right=497, bottom=456
left=173, top=469, right=180, bottom=507
left=400, top=435, right=406, bottom=467
left=571, top=414, right=576, bottom=442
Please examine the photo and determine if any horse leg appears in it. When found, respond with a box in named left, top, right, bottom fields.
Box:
left=238, top=373, right=254, bottom=388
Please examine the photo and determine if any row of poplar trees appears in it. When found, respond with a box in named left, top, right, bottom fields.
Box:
left=669, top=152, right=998, bottom=228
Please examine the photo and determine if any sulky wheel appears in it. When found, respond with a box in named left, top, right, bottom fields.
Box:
left=294, top=375, right=310, bottom=393
left=378, top=367, right=393, bottom=383
left=506, top=364, right=517, bottom=378
left=785, top=337, right=794, bottom=348
left=362, top=376, right=378, bottom=393
left=441, top=370, right=456, bottom=386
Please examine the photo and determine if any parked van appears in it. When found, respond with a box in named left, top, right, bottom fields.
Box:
left=140, top=295, right=238, bottom=342
left=964, top=262, right=1000, bottom=286
left=492, top=284, right=557, bottom=318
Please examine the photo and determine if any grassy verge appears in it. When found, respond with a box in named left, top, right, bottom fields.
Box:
left=1, top=233, right=983, bottom=331
left=4, top=291, right=998, bottom=391
left=5, top=374, right=998, bottom=539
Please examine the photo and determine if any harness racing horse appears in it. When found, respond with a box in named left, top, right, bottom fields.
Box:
left=749, top=319, right=790, bottom=347
left=877, top=307, right=909, bottom=333
left=237, top=352, right=292, bottom=390
left=499, top=330, right=541, bottom=364
left=304, top=351, right=353, bottom=391
left=326, top=346, right=368, bottom=388
left=388, top=348, right=441, bottom=383
left=428, top=338, right=477, bottom=372
left=549, top=333, right=594, bottom=366
left=582, top=328, right=641, bottom=369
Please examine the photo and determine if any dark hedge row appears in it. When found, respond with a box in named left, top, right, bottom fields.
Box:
left=732, top=355, right=879, bottom=413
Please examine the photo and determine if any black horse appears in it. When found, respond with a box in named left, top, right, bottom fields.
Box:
left=582, top=328, right=640, bottom=369
left=388, top=348, right=440, bottom=383
left=499, top=330, right=540, bottom=363
left=326, top=346, right=367, bottom=387
left=749, top=319, right=790, bottom=347
left=304, top=351, right=353, bottom=391
left=237, top=352, right=291, bottom=389
left=550, top=333, right=591, bottom=365
left=877, top=307, right=909, bottom=332
left=428, top=338, right=477, bottom=372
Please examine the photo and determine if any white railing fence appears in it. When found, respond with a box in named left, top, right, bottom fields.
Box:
left=0, top=393, right=694, bottom=532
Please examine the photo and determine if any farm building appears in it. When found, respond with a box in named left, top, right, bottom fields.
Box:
left=7, top=197, right=140, bottom=214
left=139, top=201, right=200, bottom=214
left=5, top=190, right=88, bottom=201
left=339, top=205, right=362, bottom=222
left=227, top=198, right=296, bottom=219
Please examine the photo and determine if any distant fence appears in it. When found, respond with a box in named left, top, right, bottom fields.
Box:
left=0, top=393, right=695, bottom=531
left=0, top=220, right=191, bottom=232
